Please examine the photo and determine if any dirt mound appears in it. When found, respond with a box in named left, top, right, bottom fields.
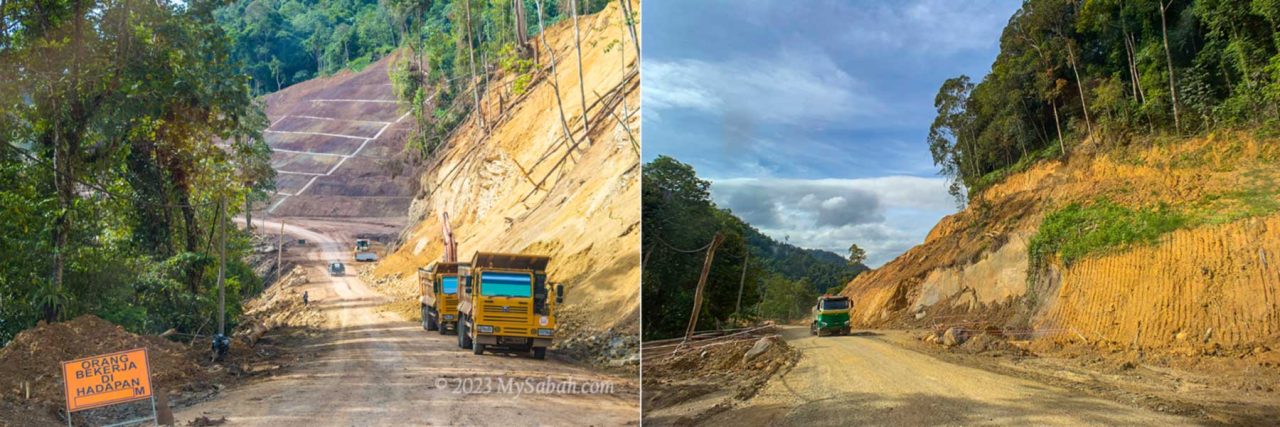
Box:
left=237, top=266, right=325, bottom=341
left=373, top=1, right=640, bottom=364
left=642, top=334, right=799, bottom=422
left=0, top=315, right=209, bottom=425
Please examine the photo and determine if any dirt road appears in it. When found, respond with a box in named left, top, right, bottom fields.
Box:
left=176, top=220, right=638, bottom=426
left=701, top=327, right=1194, bottom=426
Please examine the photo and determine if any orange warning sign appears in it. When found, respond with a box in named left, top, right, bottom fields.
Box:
left=61, top=348, right=153, bottom=412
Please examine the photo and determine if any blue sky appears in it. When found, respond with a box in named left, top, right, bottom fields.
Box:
left=642, top=0, right=1022, bottom=267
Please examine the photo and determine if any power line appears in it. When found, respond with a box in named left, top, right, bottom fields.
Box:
left=651, top=234, right=715, bottom=254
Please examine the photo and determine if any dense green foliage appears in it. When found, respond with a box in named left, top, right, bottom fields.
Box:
left=0, top=0, right=273, bottom=344
left=386, top=0, right=611, bottom=157
left=642, top=156, right=867, bottom=340
left=930, top=0, right=1280, bottom=204
left=214, top=0, right=401, bottom=94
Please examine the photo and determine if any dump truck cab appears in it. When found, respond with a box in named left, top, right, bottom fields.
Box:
left=811, top=295, right=852, bottom=336
left=456, top=252, right=563, bottom=359
left=354, top=239, right=377, bottom=261
left=419, top=262, right=469, bottom=335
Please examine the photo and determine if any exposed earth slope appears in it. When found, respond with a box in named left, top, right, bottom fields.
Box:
left=373, top=1, right=641, bottom=363
left=842, top=135, right=1280, bottom=351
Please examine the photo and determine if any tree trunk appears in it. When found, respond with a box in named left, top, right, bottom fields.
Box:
left=513, top=0, right=529, bottom=53
left=570, top=0, right=590, bottom=144
left=1052, top=100, right=1065, bottom=155
left=535, top=0, right=578, bottom=148
left=245, top=197, right=253, bottom=234
left=1160, top=0, right=1181, bottom=132
left=1065, top=40, right=1094, bottom=139
left=619, top=0, right=640, bottom=65
left=464, top=0, right=485, bottom=129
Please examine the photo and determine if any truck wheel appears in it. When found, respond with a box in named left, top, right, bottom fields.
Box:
left=531, top=347, right=546, bottom=360
left=810, top=323, right=817, bottom=336
left=438, top=319, right=449, bottom=335
left=473, top=342, right=485, bottom=355
left=425, top=308, right=438, bottom=331
left=421, top=307, right=430, bottom=330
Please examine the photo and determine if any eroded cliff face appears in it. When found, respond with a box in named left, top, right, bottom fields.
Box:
left=373, top=2, right=641, bottom=360
left=842, top=134, right=1280, bottom=351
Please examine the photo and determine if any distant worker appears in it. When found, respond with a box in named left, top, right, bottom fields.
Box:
left=303, top=290, right=309, bottom=306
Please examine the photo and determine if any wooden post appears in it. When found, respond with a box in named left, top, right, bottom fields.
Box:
left=683, top=233, right=724, bottom=341
left=276, top=220, right=284, bottom=279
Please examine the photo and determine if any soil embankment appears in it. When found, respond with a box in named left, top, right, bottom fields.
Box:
left=840, top=134, right=1280, bottom=422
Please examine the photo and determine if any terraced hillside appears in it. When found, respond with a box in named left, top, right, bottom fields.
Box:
left=257, top=56, right=417, bottom=218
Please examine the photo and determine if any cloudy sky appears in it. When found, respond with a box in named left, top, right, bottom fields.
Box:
left=642, top=0, right=1021, bottom=267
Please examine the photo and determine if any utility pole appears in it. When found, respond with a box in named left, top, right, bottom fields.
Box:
left=217, top=197, right=227, bottom=337
left=683, top=233, right=724, bottom=342
left=735, top=250, right=748, bottom=320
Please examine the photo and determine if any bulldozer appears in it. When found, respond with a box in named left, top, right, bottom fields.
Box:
left=419, top=212, right=466, bottom=334
left=456, top=252, right=563, bottom=359
left=810, top=294, right=852, bottom=336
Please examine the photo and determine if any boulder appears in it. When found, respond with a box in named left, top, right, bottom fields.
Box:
left=942, top=327, right=967, bottom=347
left=743, top=337, right=774, bottom=362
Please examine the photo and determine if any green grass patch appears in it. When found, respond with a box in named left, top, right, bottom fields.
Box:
left=1029, top=199, right=1188, bottom=268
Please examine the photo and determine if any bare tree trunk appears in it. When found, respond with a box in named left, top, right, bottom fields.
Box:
left=513, top=0, right=529, bottom=52
left=1160, top=0, right=1181, bottom=132
left=1065, top=40, right=1094, bottom=138
left=463, top=0, right=485, bottom=129
left=569, top=0, right=591, bottom=144
left=619, top=0, right=640, bottom=63
left=1052, top=100, right=1065, bottom=155
left=535, top=0, right=578, bottom=148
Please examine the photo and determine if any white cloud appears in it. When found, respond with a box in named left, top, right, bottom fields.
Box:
left=643, top=47, right=884, bottom=126
left=840, top=0, right=1012, bottom=55
left=710, top=176, right=954, bottom=267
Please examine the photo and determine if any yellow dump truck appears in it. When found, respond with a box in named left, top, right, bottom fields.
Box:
left=419, top=261, right=469, bottom=334
left=456, top=252, right=563, bottom=359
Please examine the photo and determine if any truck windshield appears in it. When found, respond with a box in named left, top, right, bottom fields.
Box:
left=821, top=299, right=850, bottom=310
left=480, top=272, right=532, bottom=298
left=441, top=276, right=459, bottom=294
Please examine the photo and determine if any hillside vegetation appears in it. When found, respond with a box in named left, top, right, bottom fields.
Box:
left=643, top=156, right=868, bottom=340
left=0, top=0, right=273, bottom=344
left=929, top=0, right=1280, bottom=203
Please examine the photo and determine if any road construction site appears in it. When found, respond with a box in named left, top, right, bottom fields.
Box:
left=173, top=219, right=637, bottom=426
left=643, top=325, right=1275, bottom=426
